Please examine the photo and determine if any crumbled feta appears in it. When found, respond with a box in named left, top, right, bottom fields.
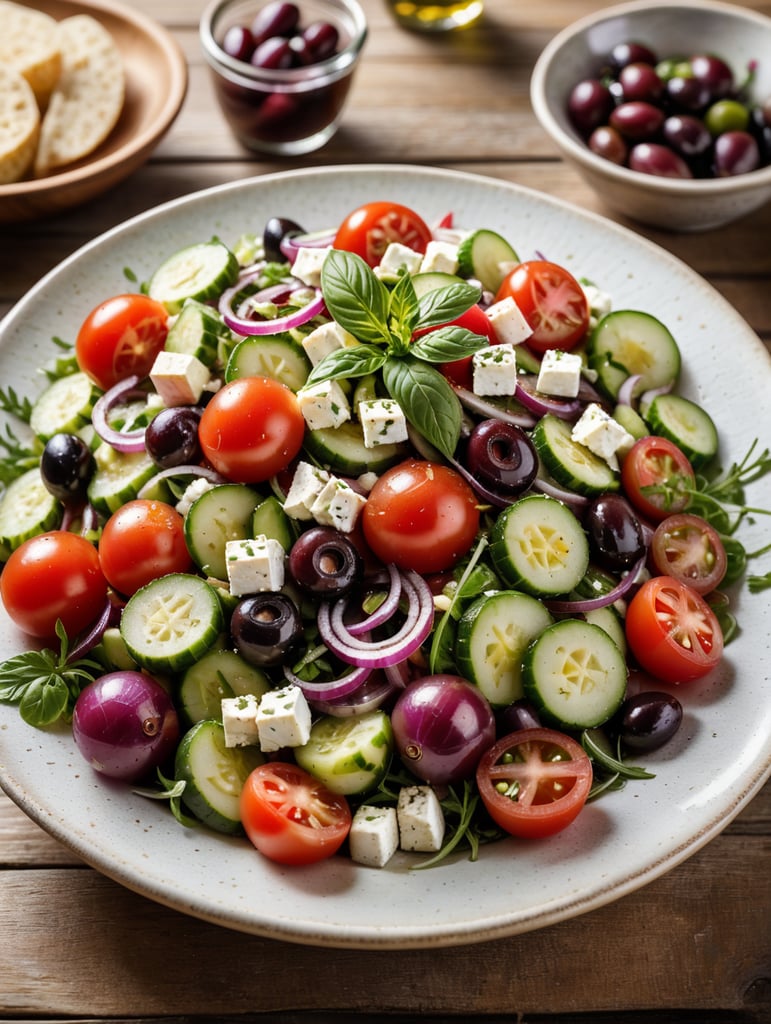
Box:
left=484, top=295, right=533, bottom=346
left=356, top=471, right=379, bottom=493
left=225, top=535, right=285, bottom=596
left=175, top=477, right=216, bottom=516
left=472, top=343, right=518, bottom=396
left=282, top=461, right=331, bottom=520
left=359, top=398, right=409, bottom=447
left=297, top=379, right=351, bottom=431
left=301, top=320, right=359, bottom=366
left=419, top=240, right=459, bottom=275
left=537, top=348, right=583, bottom=398
left=255, top=684, right=312, bottom=752
left=571, top=402, right=636, bottom=470
left=290, top=245, right=331, bottom=287
left=310, top=476, right=367, bottom=532
left=222, top=693, right=261, bottom=748
left=349, top=805, right=400, bottom=868
left=149, top=351, right=210, bottom=406
left=374, top=241, right=423, bottom=280
left=397, top=785, right=445, bottom=853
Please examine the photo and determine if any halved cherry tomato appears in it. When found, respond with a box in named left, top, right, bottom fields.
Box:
left=650, top=512, right=727, bottom=595
left=198, top=376, right=305, bottom=484
left=98, top=499, right=194, bottom=596
left=361, top=459, right=480, bottom=574
left=621, top=435, right=696, bottom=523
left=240, top=762, right=352, bottom=866
left=625, top=576, right=724, bottom=683
left=494, top=260, right=590, bottom=353
left=75, top=294, right=169, bottom=390
left=334, top=201, right=432, bottom=267
left=476, top=728, right=593, bottom=839
left=0, top=532, right=108, bottom=639
left=420, top=304, right=499, bottom=389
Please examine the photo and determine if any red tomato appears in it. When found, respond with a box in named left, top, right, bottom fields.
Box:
left=361, top=459, right=480, bottom=574
left=240, top=762, right=352, bottom=866
left=650, top=512, right=727, bottom=595
left=476, top=728, right=593, bottom=839
left=424, top=304, right=499, bottom=389
left=621, top=435, right=696, bottom=523
left=334, top=201, right=432, bottom=267
left=198, top=376, right=305, bottom=484
left=98, top=499, right=193, bottom=596
left=495, top=260, right=590, bottom=353
left=75, top=294, right=169, bottom=390
left=625, top=576, right=724, bottom=683
left=0, top=532, right=108, bottom=639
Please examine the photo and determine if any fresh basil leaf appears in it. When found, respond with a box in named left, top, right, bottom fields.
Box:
left=387, top=271, right=419, bottom=348
left=305, top=345, right=387, bottom=387
left=320, top=249, right=391, bottom=346
left=382, top=354, right=461, bottom=460
left=19, top=674, right=69, bottom=727
left=410, top=326, right=488, bottom=364
left=414, top=281, right=481, bottom=331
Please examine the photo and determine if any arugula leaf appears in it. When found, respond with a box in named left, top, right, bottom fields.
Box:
left=410, top=325, right=488, bottom=364
left=415, top=280, right=481, bottom=330
left=581, top=730, right=656, bottom=781
left=0, top=385, right=33, bottom=423
left=305, top=344, right=387, bottom=387
left=382, top=355, right=462, bottom=459
left=321, top=249, right=391, bottom=346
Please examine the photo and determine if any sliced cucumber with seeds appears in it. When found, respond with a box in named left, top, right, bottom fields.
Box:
left=0, top=468, right=60, bottom=553
left=294, top=710, right=393, bottom=797
left=29, top=371, right=99, bottom=442
left=183, top=483, right=263, bottom=580
left=411, top=271, right=465, bottom=298
left=303, top=421, right=408, bottom=476
left=583, top=604, right=627, bottom=658
left=523, top=619, right=627, bottom=730
left=120, top=573, right=223, bottom=673
left=533, top=413, right=619, bottom=495
left=644, top=392, right=718, bottom=468
left=180, top=647, right=271, bottom=726
left=86, top=445, right=158, bottom=514
left=225, top=334, right=311, bottom=391
left=457, top=229, right=519, bottom=292
left=455, top=590, right=554, bottom=707
left=251, top=494, right=298, bottom=550
left=612, top=402, right=648, bottom=440
left=148, top=241, right=239, bottom=314
left=490, top=494, right=590, bottom=597
left=175, top=719, right=264, bottom=834
left=165, top=299, right=228, bottom=368
left=587, top=309, right=680, bottom=400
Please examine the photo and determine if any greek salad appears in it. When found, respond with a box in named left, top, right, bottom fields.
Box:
left=0, top=199, right=768, bottom=870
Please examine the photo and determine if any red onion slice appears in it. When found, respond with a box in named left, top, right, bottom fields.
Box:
left=137, top=464, right=227, bottom=500
left=453, top=385, right=537, bottom=429
left=282, top=662, right=372, bottom=702
left=67, top=593, right=125, bottom=662
left=279, top=230, right=336, bottom=263
left=309, top=674, right=397, bottom=718
left=222, top=289, right=325, bottom=336
left=544, top=556, right=646, bottom=614
left=91, top=375, right=150, bottom=453
left=345, top=563, right=403, bottom=636
left=515, top=378, right=583, bottom=420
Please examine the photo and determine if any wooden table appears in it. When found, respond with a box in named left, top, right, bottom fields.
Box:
left=1, top=0, right=769, bottom=1019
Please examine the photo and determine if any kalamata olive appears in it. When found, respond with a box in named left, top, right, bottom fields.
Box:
left=568, top=79, right=613, bottom=135
left=466, top=419, right=538, bottom=495
left=714, top=130, right=760, bottom=176
left=251, top=1, right=300, bottom=45
left=588, top=124, right=628, bottom=164
left=610, top=41, right=658, bottom=71
left=618, top=691, right=683, bottom=752
left=302, top=20, right=339, bottom=61
left=629, top=142, right=694, bottom=178
left=690, top=53, right=734, bottom=99
left=666, top=75, right=711, bottom=111
left=40, top=432, right=95, bottom=504
left=251, top=35, right=294, bottom=69
left=498, top=698, right=541, bottom=735
left=749, top=104, right=771, bottom=162
left=610, top=101, right=665, bottom=140
left=584, top=493, right=645, bottom=571
left=144, top=406, right=203, bottom=469
left=231, top=592, right=303, bottom=667
left=288, top=526, right=362, bottom=595
left=618, top=62, right=664, bottom=103
left=222, top=24, right=255, bottom=62
left=662, top=114, right=712, bottom=158
left=263, top=215, right=305, bottom=262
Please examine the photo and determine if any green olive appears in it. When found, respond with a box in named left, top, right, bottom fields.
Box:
left=705, top=98, right=750, bottom=136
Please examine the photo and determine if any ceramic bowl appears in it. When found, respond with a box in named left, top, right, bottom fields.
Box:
left=530, top=0, right=771, bottom=231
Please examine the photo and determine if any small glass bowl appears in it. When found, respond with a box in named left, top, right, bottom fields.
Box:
left=200, top=0, right=367, bottom=156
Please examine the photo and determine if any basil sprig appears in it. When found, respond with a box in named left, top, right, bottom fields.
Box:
left=308, top=249, right=486, bottom=458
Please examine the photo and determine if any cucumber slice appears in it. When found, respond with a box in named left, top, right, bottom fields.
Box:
left=411, top=271, right=465, bottom=298
left=251, top=494, right=298, bottom=550
left=29, top=371, right=99, bottom=441
left=175, top=720, right=264, bottom=834
left=587, top=310, right=681, bottom=400
left=0, top=468, right=60, bottom=553
left=294, top=710, right=394, bottom=797
left=644, top=392, right=718, bottom=468
left=225, top=334, right=311, bottom=391
left=533, top=414, right=619, bottom=496
left=490, top=494, right=590, bottom=597
left=455, top=590, right=554, bottom=707
left=93, top=627, right=138, bottom=671
left=165, top=299, right=227, bottom=368
left=183, top=483, right=263, bottom=580
left=120, top=573, right=224, bottom=673
left=583, top=605, right=627, bottom=658
left=303, top=421, right=408, bottom=475
left=148, top=241, right=239, bottom=314
left=612, top=402, right=648, bottom=440
left=457, top=229, right=519, bottom=293
left=86, top=445, right=158, bottom=514
left=180, top=647, right=271, bottom=726
left=522, top=619, right=627, bottom=729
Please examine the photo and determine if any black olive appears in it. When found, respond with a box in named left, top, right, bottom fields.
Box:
left=144, top=406, right=203, bottom=469
left=231, top=592, right=303, bottom=667
left=618, top=691, right=683, bottom=752
left=584, top=492, right=646, bottom=571
left=40, top=432, right=95, bottom=504
left=288, top=526, right=362, bottom=596
left=466, top=419, right=539, bottom=495
left=263, top=216, right=305, bottom=262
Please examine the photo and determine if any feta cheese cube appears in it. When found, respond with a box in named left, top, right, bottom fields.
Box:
left=282, top=461, right=331, bottom=520
left=175, top=477, right=216, bottom=517
left=302, top=320, right=359, bottom=366
left=485, top=295, right=533, bottom=347
left=297, top=379, right=351, bottom=430
left=149, top=351, right=210, bottom=406
left=359, top=398, right=409, bottom=448
left=374, top=242, right=423, bottom=279
left=225, top=535, right=285, bottom=596
left=255, top=684, right=312, bottom=752
left=419, top=240, right=459, bottom=275
left=571, top=402, right=636, bottom=470
left=537, top=348, right=583, bottom=398
left=221, top=693, right=261, bottom=748
left=472, top=342, right=518, bottom=396
left=349, top=805, right=400, bottom=868
left=290, top=245, right=331, bottom=287
left=397, top=785, right=445, bottom=853
left=310, top=476, right=367, bottom=532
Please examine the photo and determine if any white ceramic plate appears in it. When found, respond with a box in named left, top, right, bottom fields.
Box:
left=0, top=165, right=769, bottom=949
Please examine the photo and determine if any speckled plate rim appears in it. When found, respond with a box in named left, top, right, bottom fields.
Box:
left=0, top=164, right=769, bottom=949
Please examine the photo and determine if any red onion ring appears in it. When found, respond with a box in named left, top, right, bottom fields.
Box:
left=515, top=378, right=583, bottom=420
left=616, top=374, right=643, bottom=408
left=543, top=556, right=646, bottom=614
left=309, top=674, right=397, bottom=718
left=279, top=230, right=336, bottom=263
left=532, top=475, right=590, bottom=510
left=345, top=563, right=403, bottom=636
left=137, top=464, right=227, bottom=500
left=90, top=375, right=150, bottom=453
left=282, top=662, right=372, bottom=702
left=67, top=593, right=125, bottom=662
left=453, top=385, right=537, bottom=429
left=221, top=289, right=325, bottom=336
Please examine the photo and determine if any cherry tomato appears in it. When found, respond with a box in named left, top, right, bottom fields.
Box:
left=422, top=304, right=499, bottom=389
left=240, top=761, right=352, bottom=866
left=333, top=201, right=432, bottom=267
left=495, top=260, right=590, bottom=353
left=625, top=576, right=724, bottom=683
left=98, top=499, right=193, bottom=596
left=621, top=435, right=696, bottom=523
left=361, top=459, right=481, bottom=574
left=198, top=376, right=305, bottom=484
left=650, top=512, right=728, bottom=594
left=75, top=294, right=169, bottom=390
left=0, top=532, right=108, bottom=640
left=476, top=728, right=593, bottom=839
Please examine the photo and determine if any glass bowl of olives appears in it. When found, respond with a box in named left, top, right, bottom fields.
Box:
left=200, top=0, right=367, bottom=155
left=529, top=0, right=771, bottom=231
